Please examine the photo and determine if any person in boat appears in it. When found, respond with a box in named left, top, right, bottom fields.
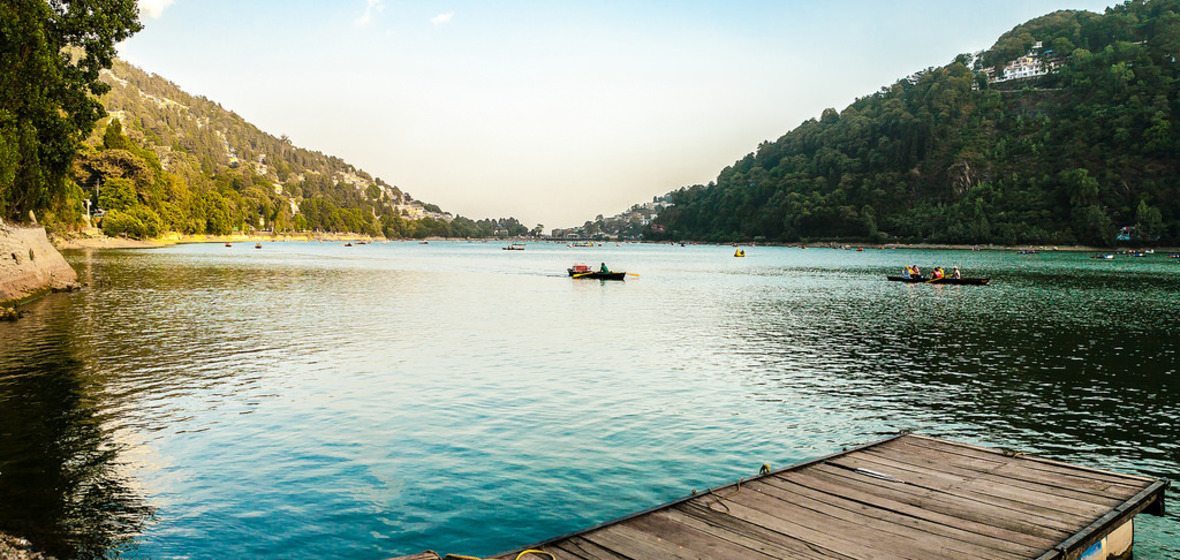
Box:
left=951, top=266, right=961, bottom=279
left=902, top=266, right=914, bottom=279
left=599, top=262, right=610, bottom=274
left=931, top=267, right=945, bottom=280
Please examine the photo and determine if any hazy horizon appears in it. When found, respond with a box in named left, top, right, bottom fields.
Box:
left=120, top=0, right=1115, bottom=229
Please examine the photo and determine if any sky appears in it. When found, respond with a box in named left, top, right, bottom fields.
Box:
left=120, top=0, right=1116, bottom=229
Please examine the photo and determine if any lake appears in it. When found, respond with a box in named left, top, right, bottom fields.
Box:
left=0, top=241, right=1177, bottom=559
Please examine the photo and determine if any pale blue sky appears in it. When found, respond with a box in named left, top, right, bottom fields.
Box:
left=122, top=1, right=1115, bottom=228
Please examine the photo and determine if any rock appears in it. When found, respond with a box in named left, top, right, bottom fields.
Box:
left=0, top=533, right=56, bottom=560
left=0, top=219, right=79, bottom=308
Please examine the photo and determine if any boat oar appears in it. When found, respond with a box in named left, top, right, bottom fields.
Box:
left=627, top=273, right=640, bottom=277
left=572, top=272, right=595, bottom=278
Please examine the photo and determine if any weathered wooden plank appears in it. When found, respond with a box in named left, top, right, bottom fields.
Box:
left=802, top=462, right=1081, bottom=537
left=754, top=475, right=1046, bottom=557
left=744, top=478, right=1027, bottom=560
left=904, top=435, right=1155, bottom=485
left=624, top=511, right=784, bottom=560
left=863, top=444, right=1131, bottom=506
left=658, top=506, right=857, bottom=560
left=769, top=467, right=1062, bottom=549
left=551, top=538, right=632, bottom=560
left=886, top=437, right=1146, bottom=496
left=680, top=499, right=918, bottom=560
left=827, top=452, right=1111, bottom=521
left=581, top=522, right=724, bottom=560
left=723, top=480, right=1005, bottom=560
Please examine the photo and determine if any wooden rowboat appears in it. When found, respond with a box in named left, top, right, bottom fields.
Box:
left=568, top=269, right=626, bottom=280
left=887, top=276, right=989, bottom=285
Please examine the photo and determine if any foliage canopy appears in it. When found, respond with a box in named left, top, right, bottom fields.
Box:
left=0, top=0, right=141, bottom=222
left=648, top=0, right=1180, bottom=247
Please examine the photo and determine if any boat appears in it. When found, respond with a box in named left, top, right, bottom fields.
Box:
left=568, top=264, right=626, bottom=280
left=224, top=242, right=232, bottom=247
left=503, top=243, right=525, bottom=251
left=734, top=248, right=745, bottom=257
left=254, top=243, right=262, bottom=249
left=344, top=242, right=353, bottom=247
left=887, top=276, right=990, bottom=285
left=1090, top=253, right=1114, bottom=259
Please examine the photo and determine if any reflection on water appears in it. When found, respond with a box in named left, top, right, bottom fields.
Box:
left=0, top=292, right=154, bottom=559
left=0, top=243, right=1177, bottom=558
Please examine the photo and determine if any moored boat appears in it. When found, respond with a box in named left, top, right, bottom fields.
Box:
left=568, top=263, right=626, bottom=280
left=887, top=276, right=989, bottom=285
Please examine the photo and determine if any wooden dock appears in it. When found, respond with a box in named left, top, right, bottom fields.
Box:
left=395, top=433, right=1169, bottom=560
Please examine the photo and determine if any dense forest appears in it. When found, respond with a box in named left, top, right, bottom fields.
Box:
left=647, top=0, right=1180, bottom=246
left=66, top=60, right=532, bottom=239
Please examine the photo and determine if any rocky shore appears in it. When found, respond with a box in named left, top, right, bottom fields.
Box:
left=0, top=534, right=55, bottom=560
left=0, top=221, right=80, bottom=309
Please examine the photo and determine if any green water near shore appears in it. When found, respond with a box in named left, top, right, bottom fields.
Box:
left=0, top=242, right=1177, bottom=559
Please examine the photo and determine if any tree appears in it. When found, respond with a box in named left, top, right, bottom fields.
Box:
left=1134, top=199, right=1163, bottom=242
left=0, top=0, right=141, bottom=222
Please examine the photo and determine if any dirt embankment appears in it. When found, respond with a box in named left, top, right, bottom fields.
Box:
left=0, top=221, right=80, bottom=307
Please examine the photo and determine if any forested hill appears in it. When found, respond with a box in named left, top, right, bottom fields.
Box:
left=647, top=0, right=1180, bottom=247
left=78, top=60, right=531, bottom=239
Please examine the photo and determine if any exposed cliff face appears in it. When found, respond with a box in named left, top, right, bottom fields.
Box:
left=0, top=221, right=79, bottom=307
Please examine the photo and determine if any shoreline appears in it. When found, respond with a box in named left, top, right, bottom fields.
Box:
left=48, top=231, right=1178, bottom=254
left=52, top=231, right=381, bottom=250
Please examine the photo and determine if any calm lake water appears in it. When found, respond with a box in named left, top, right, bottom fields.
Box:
left=0, top=242, right=1177, bottom=559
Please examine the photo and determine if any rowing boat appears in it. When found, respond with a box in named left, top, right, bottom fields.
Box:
left=887, top=276, right=989, bottom=285
left=568, top=269, right=626, bottom=280
left=568, top=264, right=626, bottom=280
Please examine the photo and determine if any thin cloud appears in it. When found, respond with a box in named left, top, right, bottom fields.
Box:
left=430, top=12, right=454, bottom=26
left=139, top=0, right=174, bottom=19
left=355, top=0, right=385, bottom=27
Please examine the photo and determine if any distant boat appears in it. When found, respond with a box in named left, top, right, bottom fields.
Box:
left=344, top=242, right=353, bottom=247
left=887, top=276, right=989, bottom=286
left=503, top=243, right=525, bottom=251
left=225, top=242, right=232, bottom=247
left=1090, top=253, right=1114, bottom=259
left=254, top=243, right=262, bottom=249
left=734, top=248, right=746, bottom=257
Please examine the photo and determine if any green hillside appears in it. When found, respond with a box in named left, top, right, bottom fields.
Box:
left=70, top=60, right=529, bottom=239
left=647, top=0, right=1180, bottom=247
